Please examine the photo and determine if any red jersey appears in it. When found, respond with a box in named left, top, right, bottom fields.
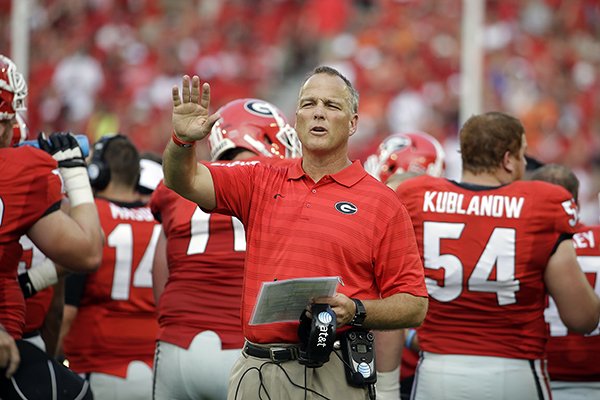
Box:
left=206, top=159, right=427, bottom=344
left=0, top=146, right=62, bottom=338
left=396, top=175, right=578, bottom=359
left=18, top=236, right=54, bottom=333
left=545, top=225, right=600, bottom=381
left=149, top=181, right=246, bottom=350
left=63, top=198, right=160, bottom=377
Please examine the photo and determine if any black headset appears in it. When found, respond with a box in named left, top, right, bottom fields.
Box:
left=87, top=134, right=126, bottom=190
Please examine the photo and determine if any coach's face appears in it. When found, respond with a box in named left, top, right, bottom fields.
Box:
left=295, top=73, right=357, bottom=157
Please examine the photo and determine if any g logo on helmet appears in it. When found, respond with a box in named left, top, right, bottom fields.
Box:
left=335, top=202, right=358, bottom=215
left=244, top=100, right=275, bottom=117
left=385, top=135, right=411, bottom=152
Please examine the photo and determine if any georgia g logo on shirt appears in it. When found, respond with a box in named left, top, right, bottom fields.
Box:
left=335, top=201, right=358, bottom=215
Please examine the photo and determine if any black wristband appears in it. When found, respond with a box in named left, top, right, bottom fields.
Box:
left=348, top=298, right=366, bottom=327
left=18, top=271, right=37, bottom=299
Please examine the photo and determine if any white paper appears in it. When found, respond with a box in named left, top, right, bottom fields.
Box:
left=249, top=276, right=340, bottom=325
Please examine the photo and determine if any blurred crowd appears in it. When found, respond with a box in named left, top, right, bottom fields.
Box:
left=1, top=0, right=599, bottom=221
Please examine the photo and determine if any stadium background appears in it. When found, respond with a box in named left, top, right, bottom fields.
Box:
left=1, top=0, right=599, bottom=222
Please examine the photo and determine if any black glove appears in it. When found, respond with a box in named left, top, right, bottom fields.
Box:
left=37, top=132, right=86, bottom=168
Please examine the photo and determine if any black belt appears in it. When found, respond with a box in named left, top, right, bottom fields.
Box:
left=244, top=342, right=300, bottom=362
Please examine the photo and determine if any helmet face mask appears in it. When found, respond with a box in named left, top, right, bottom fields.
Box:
left=0, top=55, right=27, bottom=122
left=10, top=113, right=28, bottom=146
left=208, top=98, right=301, bottom=161
left=364, top=132, right=445, bottom=182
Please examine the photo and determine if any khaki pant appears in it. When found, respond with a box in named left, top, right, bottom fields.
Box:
left=228, top=348, right=368, bottom=400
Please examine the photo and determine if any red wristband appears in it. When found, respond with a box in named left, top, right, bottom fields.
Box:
left=171, top=131, right=195, bottom=148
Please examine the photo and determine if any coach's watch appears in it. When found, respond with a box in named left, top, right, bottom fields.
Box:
left=348, top=298, right=366, bottom=327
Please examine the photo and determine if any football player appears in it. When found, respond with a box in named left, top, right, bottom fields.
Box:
left=0, top=54, right=102, bottom=399
left=365, top=131, right=445, bottom=400
left=150, top=98, right=301, bottom=400
left=59, top=134, right=160, bottom=400
left=529, top=164, right=600, bottom=400
left=12, top=99, right=65, bottom=359
left=395, top=112, right=600, bottom=400
left=364, top=131, right=445, bottom=189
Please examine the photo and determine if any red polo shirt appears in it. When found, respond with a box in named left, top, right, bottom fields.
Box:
left=205, top=159, right=427, bottom=344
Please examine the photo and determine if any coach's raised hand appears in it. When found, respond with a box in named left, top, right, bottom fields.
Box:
left=172, top=75, right=220, bottom=145
left=164, top=75, right=219, bottom=209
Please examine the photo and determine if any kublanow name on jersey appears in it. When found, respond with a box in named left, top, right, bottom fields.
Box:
left=423, top=191, right=524, bottom=219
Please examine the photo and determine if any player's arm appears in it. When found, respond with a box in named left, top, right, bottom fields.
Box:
left=56, top=273, right=85, bottom=359
left=18, top=258, right=58, bottom=299
left=28, top=133, right=103, bottom=272
left=163, top=75, right=220, bottom=210
left=19, top=202, right=77, bottom=298
left=545, top=239, right=600, bottom=333
left=56, top=305, right=78, bottom=362
left=41, top=277, right=65, bottom=357
left=27, top=209, right=102, bottom=273
left=18, top=255, right=75, bottom=298
left=152, top=228, right=168, bottom=303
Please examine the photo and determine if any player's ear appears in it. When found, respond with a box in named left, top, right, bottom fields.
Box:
left=502, top=150, right=513, bottom=173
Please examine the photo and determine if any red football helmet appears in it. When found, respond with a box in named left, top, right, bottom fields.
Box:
left=0, top=54, right=27, bottom=121
left=1, top=55, right=28, bottom=145
left=364, top=132, right=445, bottom=182
left=208, top=98, right=302, bottom=161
